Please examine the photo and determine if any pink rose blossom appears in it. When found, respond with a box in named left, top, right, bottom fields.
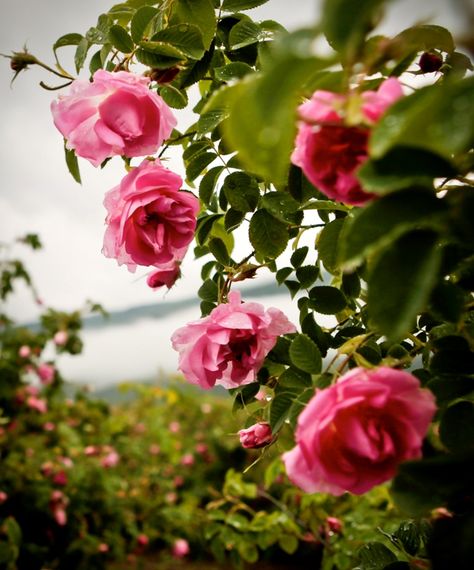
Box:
left=0, top=491, right=8, bottom=504
left=52, top=470, right=68, bottom=486
left=49, top=490, right=68, bottom=526
left=169, top=421, right=181, bottom=433
left=291, top=78, right=403, bottom=205
left=84, top=445, right=99, bottom=456
left=172, top=538, right=190, bottom=559
left=98, top=543, right=109, bottom=553
left=101, top=450, right=120, bottom=468
left=180, top=453, right=195, bottom=467
left=172, top=291, right=296, bottom=390
left=37, top=363, right=55, bottom=385
left=173, top=475, right=185, bottom=488
left=137, top=534, right=149, bottom=547
left=53, top=331, right=68, bottom=346
left=51, top=70, right=176, bottom=167
left=283, top=367, right=436, bottom=495
left=18, top=345, right=31, bottom=358
left=239, top=422, right=273, bottom=449
left=103, top=159, right=199, bottom=272
left=326, top=516, right=343, bottom=534
left=147, top=263, right=181, bottom=290
left=43, top=422, right=56, bottom=432
left=27, top=396, right=48, bottom=414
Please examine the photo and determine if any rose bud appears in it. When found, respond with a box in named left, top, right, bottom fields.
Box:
left=419, top=51, right=443, bottom=73
left=238, top=422, right=273, bottom=449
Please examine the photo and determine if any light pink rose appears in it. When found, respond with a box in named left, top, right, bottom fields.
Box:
left=180, top=453, right=195, bottom=466
left=27, top=396, right=48, bottom=414
left=53, top=331, right=68, bottom=346
left=18, top=345, right=31, bottom=358
left=37, top=363, right=55, bottom=385
left=291, top=78, right=403, bottom=205
left=239, top=422, right=273, bottom=449
left=103, top=159, right=199, bottom=272
left=172, top=291, right=296, bottom=390
left=101, top=450, right=120, bottom=468
left=172, top=538, right=190, bottom=558
left=147, top=263, right=181, bottom=290
left=283, top=367, right=436, bottom=495
left=51, top=70, right=176, bottom=167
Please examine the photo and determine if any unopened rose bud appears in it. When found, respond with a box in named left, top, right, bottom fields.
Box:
left=326, top=516, right=343, bottom=534
left=419, top=51, right=443, bottom=73
left=238, top=422, right=273, bottom=449
left=147, top=264, right=181, bottom=290
left=149, top=67, right=180, bottom=84
left=7, top=50, right=37, bottom=72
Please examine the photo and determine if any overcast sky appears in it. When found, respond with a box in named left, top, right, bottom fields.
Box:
left=0, top=0, right=467, bottom=386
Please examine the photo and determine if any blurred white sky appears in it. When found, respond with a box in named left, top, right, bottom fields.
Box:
left=0, top=0, right=468, bottom=386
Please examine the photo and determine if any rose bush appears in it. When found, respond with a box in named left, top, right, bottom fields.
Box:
left=102, top=158, right=199, bottom=273
left=51, top=70, right=176, bottom=166
left=291, top=78, right=403, bottom=204
left=283, top=367, right=436, bottom=495
left=171, top=291, right=296, bottom=389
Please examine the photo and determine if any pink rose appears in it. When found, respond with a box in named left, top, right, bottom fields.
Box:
left=0, top=491, right=8, bottom=504
left=283, top=366, right=436, bottom=495
left=18, top=345, right=31, bottom=358
left=98, top=543, right=109, bottom=553
left=172, top=538, right=190, bottom=558
left=51, top=70, right=176, bottom=167
left=53, top=331, right=68, bottom=346
left=37, top=363, right=55, bottom=385
left=49, top=490, right=68, bottom=526
left=180, top=453, right=195, bottom=466
left=101, top=450, right=120, bottom=468
left=147, top=263, right=181, bottom=290
left=27, top=396, right=48, bottom=414
left=137, top=534, right=149, bottom=547
left=103, top=160, right=199, bottom=272
left=291, top=78, right=403, bottom=205
left=239, top=422, right=273, bottom=449
left=172, top=291, right=296, bottom=389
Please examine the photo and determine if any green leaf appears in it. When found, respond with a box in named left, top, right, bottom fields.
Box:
left=186, top=152, right=216, bottom=181
left=208, top=237, right=230, bottom=265
left=318, top=218, right=345, bottom=274
left=309, top=286, right=347, bottom=315
left=279, top=535, right=298, bottom=555
left=229, top=19, right=263, bottom=50
left=339, top=188, right=446, bottom=270
left=172, top=0, right=216, bottom=50
left=130, top=6, right=158, bottom=43
left=249, top=210, right=289, bottom=259
left=198, top=110, right=227, bottom=133
left=135, top=47, right=183, bottom=68
left=368, top=230, right=442, bottom=341
left=108, top=24, right=134, bottom=53
left=295, top=265, right=319, bottom=289
left=356, top=542, right=397, bottom=570
left=196, top=213, right=223, bottom=244
left=198, top=278, right=218, bottom=301
left=225, top=208, right=245, bottom=232
left=222, top=0, right=270, bottom=10
left=200, top=165, right=224, bottom=206
left=159, top=85, right=188, bottom=109
left=289, top=334, right=322, bottom=374
left=237, top=542, right=259, bottom=563
left=223, top=172, right=260, bottom=212
left=321, top=0, right=385, bottom=59
left=152, top=24, right=205, bottom=59
left=270, top=391, right=294, bottom=432
left=138, top=40, right=185, bottom=58
left=290, top=247, right=308, bottom=268
left=261, top=192, right=300, bottom=222
left=53, top=33, right=83, bottom=66
left=393, top=24, right=455, bottom=56
left=394, top=521, right=421, bottom=557
left=64, top=145, right=81, bottom=184
left=74, top=37, right=90, bottom=73
left=439, top=401, right=474, bottom=453
left=357, top=147, right=456, bottom=194
left=214, top=62, right=254, bottom=81
left=370, top=77, right=474, bottom=161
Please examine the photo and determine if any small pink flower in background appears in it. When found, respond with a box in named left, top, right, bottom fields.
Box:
left=149, top=443, right=161, bottom=455
left=326, top=516, right=343, bottom=534
left=172, top=291, right=296, bottom=390
left=180, top=453, right=195, bottom=467
left=101, top=450, right=120, bottom=468
left=103, top=159, right=199, bottom=274
left=18, top=345, right=31, bottom=358
left=173, top=475, right=185, bottom=488
left=283, top=366, right=436, bottom=495
left=165, top=491, right=178, bottom=504
left=53, top=470, right=68, bottom=486
left=51, top=69, right=176, bottom=167
left=41, top=461, right=54, bottom=477
left=58, top=457, right=74, bottom=468
left=98, top=543, right=109, bottom=553
left=0, top=491, right=8, bottom=504
left=27, top=396, right=48, bottom=414
left=49, top=490, right=68, bottom=526
left=137, top=534, right=149, bottom=547
left=169, top=421, right=181, bottom=433
left=147, top=263, right=181, bottom=290
left=195, top=443, right=208, bottom=455
left=37, top=363, right=55, bottom=385
left=239, top=422, right=273, bottom=449
left=172, top=538, right=190, bottom=559
left=84, top=445, right=99, bottom=456
left=53, top=331, right=68, bottom=346
left=43, top=422, right=55, bottom=432
left=291, top=78, right=403, bottom=205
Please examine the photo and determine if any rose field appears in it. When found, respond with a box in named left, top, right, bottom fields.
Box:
left=1, top=0, right=474, bottom=569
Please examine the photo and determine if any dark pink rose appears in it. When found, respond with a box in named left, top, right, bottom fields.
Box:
left=51, top=70, right=176, bottom=167
left=291, top=78, right=403, bottom=205
left=171, top=291, right=296, bottom=390
left=103, top=160, right=199, bottom=272
left=147, top=263, right=181, bottom=289
left=239, top=422, right=273, bottom=449
left=283, top=367, right=436, bottom=495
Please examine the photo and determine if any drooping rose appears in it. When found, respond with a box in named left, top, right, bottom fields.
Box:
left=51, top=70, right=176, bottom=167
left=147, top=263, right=181, bottom=290
left=103, top=159, right=199, bottom=272
left=171, top=291, right=296, bottom=390
left=291, top=78, right=403, bottom=205
left=239, top=422, right=273, bottom=449
left=283, top=366, right=436, bottom=495
left=172, top=538, right=190, bottom=559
